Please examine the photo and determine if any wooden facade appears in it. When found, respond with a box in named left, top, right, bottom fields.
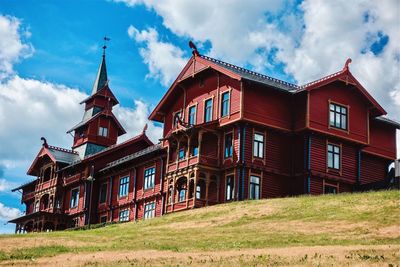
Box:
left=10, top=47, right=399, bottom=233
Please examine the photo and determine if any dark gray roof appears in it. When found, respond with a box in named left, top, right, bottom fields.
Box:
left=99, top=144, right=164, bottom=172
left=11, top=179, right=36, bottom=192
left=375, top=116, right=400, bottom=128
left=201, top=55, right=299, bottom=93
left=92, top=55, right=108, bottom=95
left=67, top=110, right=101, bottom=133
left=47, top=146, right=80, bottom=164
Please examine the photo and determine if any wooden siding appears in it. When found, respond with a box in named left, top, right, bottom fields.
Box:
left=363, top=119, right=397, bottom=159
left=360, top=153, right=389, bottom=185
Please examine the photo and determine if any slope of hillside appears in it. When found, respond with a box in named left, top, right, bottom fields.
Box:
left=1, top=190, right=399, bottom=266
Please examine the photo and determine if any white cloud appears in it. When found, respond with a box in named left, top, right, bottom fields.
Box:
left=0, top=202, right=22, bottom=221
left=0, top=179, right=16, bottom=192
left=0, top=15, right=34, bottom=78
left=127, top=26, right=188, bottom=87
left=114, top=100, right=163, bottom=143
left=118, top=0, right=399, bottom=121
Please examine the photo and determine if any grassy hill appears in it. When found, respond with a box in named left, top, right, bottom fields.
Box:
left=0, top=190, right=399, bottom=266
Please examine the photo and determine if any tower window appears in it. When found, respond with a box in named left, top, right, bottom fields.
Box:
left=221, top=91, right=230, bottom=117
left=98, top=127, right=108, bottom=137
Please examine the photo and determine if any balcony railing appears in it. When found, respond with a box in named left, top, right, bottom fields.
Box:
left=167, top=155, right=218, bottom=173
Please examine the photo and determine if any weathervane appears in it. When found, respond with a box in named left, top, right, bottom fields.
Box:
left=103, top=36, right=111, bottom=56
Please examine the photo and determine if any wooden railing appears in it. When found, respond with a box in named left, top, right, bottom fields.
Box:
left=166, top=155, right=218, bottom=173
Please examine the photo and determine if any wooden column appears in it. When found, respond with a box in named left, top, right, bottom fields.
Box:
left=205, top=174, right=210, bottom=206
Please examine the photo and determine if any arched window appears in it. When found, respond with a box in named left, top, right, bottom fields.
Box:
left=179, top=189, right=186, bottom=202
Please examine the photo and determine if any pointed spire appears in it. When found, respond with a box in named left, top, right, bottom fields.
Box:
left=91, top=36, right=110, bottom=95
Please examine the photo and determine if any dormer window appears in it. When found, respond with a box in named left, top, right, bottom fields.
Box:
left=98, top=126, right=108, bottom=137
left=329, top=103, right=348, bottom=130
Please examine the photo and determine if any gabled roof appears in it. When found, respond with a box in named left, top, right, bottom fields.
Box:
left=27, top=145, right=80, bottom=176
left=79, top=85, right=119, bottom=105
left=11, top=179, right=36, bottom=192
left=67, top=110, right=126, bottom=135
left=298, top=59, right=386, bottom=116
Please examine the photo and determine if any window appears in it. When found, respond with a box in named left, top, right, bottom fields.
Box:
left=118, top=176, right=129, bottom=197
left=173, top=111, right=181, bottom=127
left=192, top=145, right=199, bottom=156
left=324, top=184, right=338, bottom=194
left=221, top=91, right=230, bottom=117
left=99, top=183, right=107, bottom=204
left=144, top=202, right=156, bottom=219
left=168, top=186, right=173, bottom=203
left=249, top=176, right=260, bottom=200
left=327, top=144, right=341, bottom=170
left=179, top=188, right=186, bottom=202
left=226, top=175, right=234, bottom=201
left=119, top=209, right=129, bottom=222
left=196, top=185, right=201, bottom=199
left=253, top=133, right=264, bottom=158
left=188, top=106, right=196, bottom=125
left=329, top=103, right=348, bottom=130
left=224, top=133, right=233, bottom=158
left=178, top=148, right=185, bottom=160
left=204, top=99, right=213, bottom=122
left=70, top=187, right=79, bottom=208
left=98, top=126, right=108, bottom=137
left=100, top=215, right=107, bottom=223
left=34, top=201, right=39, bottom=212
left=144, top=167, right=155, bottom=190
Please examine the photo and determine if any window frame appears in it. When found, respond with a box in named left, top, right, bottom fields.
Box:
left=98, top=126, right=108, bottom=137
left=323, top=180, right=339, bottom=194
left=327, top=143, right=341, bottom=171
left=172, top=110, right=182, bottom=128
left=118, top=209, right=130, bottom=222
left=249, top=175, right=261, bottom=200
left=118, top=176, right=130, bottom=198
left=204, top=98, right=213, bottom=123
left=220, top=90, right=231, bottom=118
left=224, top=132, right=233, bottom=159
left=144, top=202, right=156, bottom=219
left=253, top=132, right=265, bottom=159
left=225, top=174, right=235, bottom=201
left=144, top=166, right=156, bottom=190
left=329, top=101, right=349, bottom=131
left=178, top=148, right=186, bottom=161
left=99, top=182, right=108, bottom=204
left=188, top=105, right=197, bottom=125
left=70, top=187, right=80, bottom=209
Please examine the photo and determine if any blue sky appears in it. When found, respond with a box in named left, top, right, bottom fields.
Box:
left=0, top=0, right=398, bottom=233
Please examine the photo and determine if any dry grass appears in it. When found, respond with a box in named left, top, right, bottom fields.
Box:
left=0, top=190, right=399, bottom=266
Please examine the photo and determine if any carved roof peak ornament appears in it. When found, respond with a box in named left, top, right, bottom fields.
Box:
left=343, top=58, right=352, bottom=71
left=142, top=123, right=148, bottom=134
left=189, top=40, right=200, bottom=56
left=40, top=137, right=48, bottom=148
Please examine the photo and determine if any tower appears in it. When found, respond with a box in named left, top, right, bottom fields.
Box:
left=67, top=46, right=126, bottom=158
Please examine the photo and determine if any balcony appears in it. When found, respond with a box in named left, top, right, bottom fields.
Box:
left=22, top=191, right=35, bottom=202
left=167, top=155, right=218, bottom=173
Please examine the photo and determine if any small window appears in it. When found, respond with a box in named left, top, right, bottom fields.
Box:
left=70, top=187, right=79, bottom=208
left=324, top=184, right=338, bottom=194
left=249, top=175, right=260, bottom=200
left=119, top=209, right=129, bottom=222
left=144, top=202, right=156, bottom=219
left=179, top=188, right=186, bottom=202
left=173, top=111, right=181, bottom=127
left=99, top=183, right=107, bottom=204
left=192, top=146, right=199, bottom=156
left=100, top=215, right=107, bottom=223
left=224, top=133, right=233, bottom=158
left=329, top=103, right=348, bottom=130
left=196, top=185, right=201, bottom=199
left=327, top=144, right=341, bottom=170
left=188, top=106, right=196, bottom=125
left=226, top=175, right=234, bottom=201
left=98, top=127, right=108, bottom=137
left=144, top=167, right=156, bottom=190
left=204, top=99, right=213, bottom=122
left=221, top=91, right=230, bottom=117
left=34, top=201, right=39, bottom=212
left=178, top=148, right=185, bottom=160
left=253, top=133, right=264, bottom=158
left=168, top=186, right=173, bottom=203
left=119, top=176, right=129, bottom=197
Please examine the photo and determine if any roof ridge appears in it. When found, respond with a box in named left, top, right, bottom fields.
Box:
left=299, top=70, right=344, bottom=89
left=200, top=55, right=299, bottom=89
left=48, top=145, right=77, bottom=154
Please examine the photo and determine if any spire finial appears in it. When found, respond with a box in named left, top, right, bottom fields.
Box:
left=189, top=40, right=199, bottom=56
left=343, top=58, right=352, bottom=71
left=103, top=36, right=110, bottom=57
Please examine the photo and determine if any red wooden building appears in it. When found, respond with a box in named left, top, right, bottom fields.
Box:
left=10, top=44, right=399, bottom=233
